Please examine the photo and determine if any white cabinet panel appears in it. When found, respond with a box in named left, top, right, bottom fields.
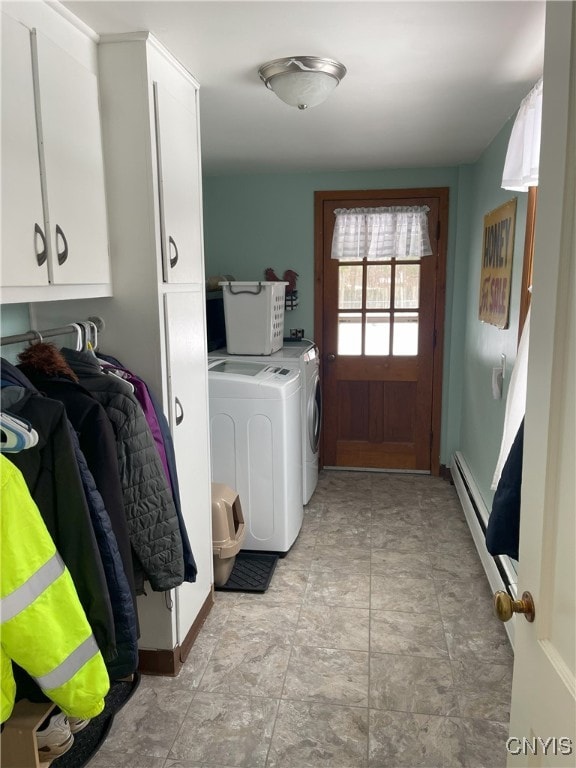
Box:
left=154, top=81, right=203, bottom=284
left=34, top=30, right=110, bottom=285
left=1, top=5, right=111, bottom=300
left=164, top=290, right=213, bottom=638
left=1, top=13, right=47, bottom=287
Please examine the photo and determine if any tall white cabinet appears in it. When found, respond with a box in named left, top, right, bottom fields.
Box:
left=99, top=32, right=213, bottom=663
left=33, top=31, right=213, bottom=670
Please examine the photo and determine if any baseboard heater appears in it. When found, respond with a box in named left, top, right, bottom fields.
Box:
left=450, top=451, right=517, bottom=649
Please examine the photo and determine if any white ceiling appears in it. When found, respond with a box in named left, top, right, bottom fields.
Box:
left=63, top=1, right=546, bottom=175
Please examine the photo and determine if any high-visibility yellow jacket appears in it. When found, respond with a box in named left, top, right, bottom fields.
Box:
left=0, top=455, right=110, bottom=723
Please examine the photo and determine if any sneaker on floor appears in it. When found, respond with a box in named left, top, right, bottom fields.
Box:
left=36, top=712, right=74, bottom=762
left=68, top=716, right=90, bottom=734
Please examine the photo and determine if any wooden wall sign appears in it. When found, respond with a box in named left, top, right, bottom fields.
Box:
left=479, top=198, right=517, bottom=329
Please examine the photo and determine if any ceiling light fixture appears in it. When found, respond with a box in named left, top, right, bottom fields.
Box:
left=258, top=56, right=347, bottom=110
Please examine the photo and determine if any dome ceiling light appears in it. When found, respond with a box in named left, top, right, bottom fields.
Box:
left=258, top=56, right=347, bottom=110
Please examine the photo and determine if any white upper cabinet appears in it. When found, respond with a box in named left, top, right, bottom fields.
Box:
left=0, top=5, right=111, bottom=301
left=154, top=82, right=203, bottom=284
left=33, top=29, right=110, bottom=285
left=97, top=33, right=205, bottom=288
left=1, top=13, right=48, bottom=287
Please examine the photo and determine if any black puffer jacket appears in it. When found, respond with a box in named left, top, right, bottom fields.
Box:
left=62, top=349, right=184, bottom=594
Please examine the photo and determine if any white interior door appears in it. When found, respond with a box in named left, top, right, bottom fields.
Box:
left=507, top=3, right=576, bottom=764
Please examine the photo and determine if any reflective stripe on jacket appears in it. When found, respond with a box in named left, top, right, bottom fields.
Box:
left=0, top=456, right=109, bottom=723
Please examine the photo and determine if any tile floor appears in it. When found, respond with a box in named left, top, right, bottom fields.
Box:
left=87, top=470, right=514, bottom=768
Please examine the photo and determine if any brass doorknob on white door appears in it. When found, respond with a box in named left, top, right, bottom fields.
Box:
left=493, top=590, right=535, bottom=623
left=327, top=353, right=336, bottom=361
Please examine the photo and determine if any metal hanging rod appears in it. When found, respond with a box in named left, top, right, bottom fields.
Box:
left=0, top=316, right=105, bottom=347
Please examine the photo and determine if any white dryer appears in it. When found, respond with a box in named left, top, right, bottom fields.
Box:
left=208, top=340, right=321, bottom=504
left=208, top=359, right=303, bottom=553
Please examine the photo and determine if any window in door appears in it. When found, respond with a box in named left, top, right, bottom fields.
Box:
left=337, top=260, right=421, bottom=356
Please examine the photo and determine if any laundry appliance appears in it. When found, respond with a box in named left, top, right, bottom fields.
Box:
left=209, top=340, right=321, bottom=504
left=207, top=359, right=303, bottom=553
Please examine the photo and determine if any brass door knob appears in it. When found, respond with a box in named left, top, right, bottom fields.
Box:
left=493, top=590, right=535, bottom=623
left=327, top=353, right=336, bottom=361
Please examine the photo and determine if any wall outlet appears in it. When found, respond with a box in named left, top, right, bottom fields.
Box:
left=290, top=328, right=304, bottom=340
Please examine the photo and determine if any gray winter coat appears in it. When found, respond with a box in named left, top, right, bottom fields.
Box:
left=62, top=349, right=184, bottom=594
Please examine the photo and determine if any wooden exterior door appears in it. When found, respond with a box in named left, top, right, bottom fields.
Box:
left=314, top=188, right=448, bottom=473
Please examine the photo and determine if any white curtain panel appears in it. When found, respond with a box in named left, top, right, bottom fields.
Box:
left=331, top=206, right=432, bottom=260
left=502, top=78, right=543, bottom=191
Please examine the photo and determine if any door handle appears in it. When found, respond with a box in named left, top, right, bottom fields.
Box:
left=175, top=396, right=184, bottom=425
left=34, top=223, right=47, bottom=266
left=493, top=590, right=535, bottom=623
left=169, top=236, right=179, bottom=268
left=327, top=353, right=336, bottom=362
left=55, top=224, right=68, bottom=265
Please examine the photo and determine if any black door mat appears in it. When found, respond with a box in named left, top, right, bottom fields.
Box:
left=51, top=672, right=141, bottom=768
left=215, top=551, right=279, bottom=592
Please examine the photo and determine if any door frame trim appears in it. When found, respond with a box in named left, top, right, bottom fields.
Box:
left=313, top=187, right=449, bottom=475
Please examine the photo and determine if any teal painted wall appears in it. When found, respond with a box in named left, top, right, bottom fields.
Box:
left=203, top=128, right=528, bottom=486
left=458, top=118, right=528, bottom=509
left=203, top=166, right=462, bottom=464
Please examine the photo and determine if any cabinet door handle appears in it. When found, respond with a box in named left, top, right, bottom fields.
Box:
left=56, top=225, right=69, bottom=266
left=34, top=223, right=47, bottom=267
left=175, top=397, right=184, bottom=425
left=168, top=236, right=179, bottom=269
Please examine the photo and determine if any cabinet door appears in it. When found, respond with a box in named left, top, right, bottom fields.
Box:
left=164, top=290, right=213, bottom=636
left=33, top=29, right=110, bottom=285
left=1, top=14, right=48, bottom=287
left=154, top=82, right=204, bottom=284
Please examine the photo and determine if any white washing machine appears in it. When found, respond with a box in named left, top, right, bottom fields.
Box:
left=208, top=359, right=303, bottom=553
left=209, top=340, right=321, bottom=504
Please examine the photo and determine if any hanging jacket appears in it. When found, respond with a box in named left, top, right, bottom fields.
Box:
left=1, top=456, right=110, bottom=723
left=147, top=385, right=198, bottom=583
left=61, top=349, right=184, bottom=594
left=68, top=427, right=139, bottom=679
left=97, top=352, right=197, bottom=583
left=16, top=363, right=138, bottom=613
left=0, top=383, right=117, bottom=663
left=486, top=419, right=524, bottom=560
left=99, top=361, right=171, bottom=483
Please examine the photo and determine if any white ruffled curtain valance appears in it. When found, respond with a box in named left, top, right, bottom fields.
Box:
left=502, top=77, right=543, bottom=191
left=331, top=206, right=432, bottom=261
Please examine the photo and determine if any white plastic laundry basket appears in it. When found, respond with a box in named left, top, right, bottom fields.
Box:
left=219, top=281, right=288, bottom=355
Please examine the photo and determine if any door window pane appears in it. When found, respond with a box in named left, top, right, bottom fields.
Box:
left=365, top=313, right=390, bottom=355
left=366, top=265, right=391, bottom=308
left=338, top=313, right=362, bottom=355
left=338, top=265, right=363, bottom=309
left=393, top=313, right=419, bottom=355
left=395, top=264, right=420, bottom=309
